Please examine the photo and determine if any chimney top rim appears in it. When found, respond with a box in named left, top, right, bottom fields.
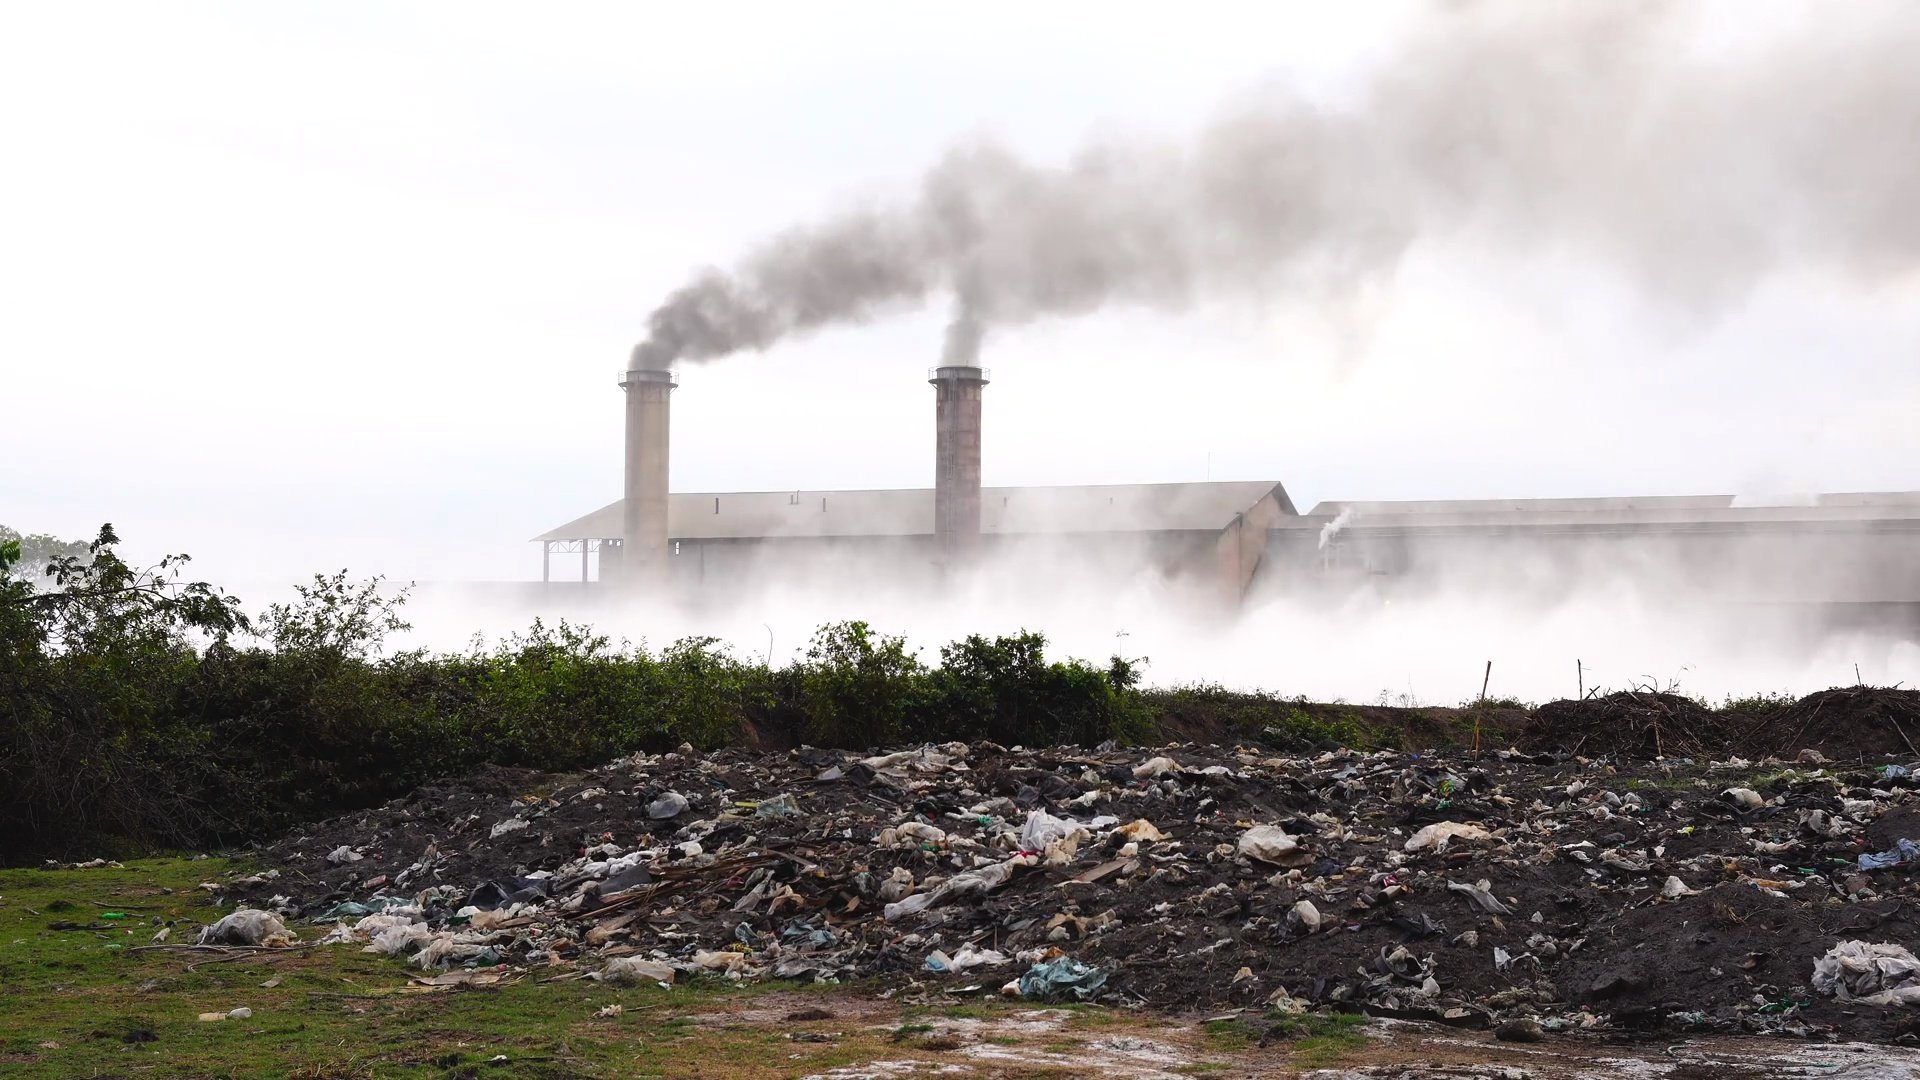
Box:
left=928, top=365, right=990, bottom=384
left=620, top=367, right=679, bottom=387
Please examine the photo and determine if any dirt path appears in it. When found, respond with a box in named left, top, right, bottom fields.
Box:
left=685, top=992, right=1920, bottom=1079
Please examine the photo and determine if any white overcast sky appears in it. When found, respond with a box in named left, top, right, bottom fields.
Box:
left=3, top=1, right=1916, bottom=586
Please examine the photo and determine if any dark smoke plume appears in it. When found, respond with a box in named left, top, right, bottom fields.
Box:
left=631, top=4, right=1920, bottom=369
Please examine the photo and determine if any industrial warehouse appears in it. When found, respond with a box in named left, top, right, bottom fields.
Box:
left=535, top=358, right=1920, bottom=617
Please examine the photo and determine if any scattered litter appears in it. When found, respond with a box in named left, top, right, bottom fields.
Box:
left=215, top=731, right=1920, bottom=1043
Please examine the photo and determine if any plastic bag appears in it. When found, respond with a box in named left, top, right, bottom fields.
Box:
left=198, top=909, right=296, bottom=947
left=1017, top=957, right=1108, bottom=1001
left=1404, top=821, right=1494, bottom=853
left=884, top=855, right=1032, bottom=921
left=599, top=956, right=676, bottom=985
left=1238, top=825, right=1307, bottom=866
left=1814, top=941, right=1920, bottom=1005
left=1858, top=838, right=1920, bottom=871
left=647, top=792, right=689, bottom=819
left=755, top=793, right=799, bottom=819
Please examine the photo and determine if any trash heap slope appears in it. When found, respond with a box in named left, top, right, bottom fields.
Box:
left=227, top=740, right=1920, bottom=1042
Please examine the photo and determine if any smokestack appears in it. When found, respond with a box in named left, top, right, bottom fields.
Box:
left=620, top=361, right=676, bottom=588
left=930, top=364, right=987, bottom=561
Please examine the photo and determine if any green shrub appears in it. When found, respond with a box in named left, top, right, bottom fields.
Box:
left=794, top=621, right=929, bottom=748
left=932, top=632, right=1151, bottom=747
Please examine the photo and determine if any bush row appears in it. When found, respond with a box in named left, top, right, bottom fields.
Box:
left=0, top=528, right=1162, bottom=863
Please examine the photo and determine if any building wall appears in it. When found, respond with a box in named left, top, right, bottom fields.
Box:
left=1261, top=521, right=1920, bottom=605
left=664, top=529, right=1227, bottom=601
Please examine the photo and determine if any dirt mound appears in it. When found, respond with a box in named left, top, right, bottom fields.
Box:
left=212, top=734, right=1920, bottom=1045
left=1521, top=690, right=1731, bottom=758
left=1760, top=687, right=1920, bottom=760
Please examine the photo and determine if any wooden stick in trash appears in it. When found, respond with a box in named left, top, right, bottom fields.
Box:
left=1473, top=660, right=1491, bottom=754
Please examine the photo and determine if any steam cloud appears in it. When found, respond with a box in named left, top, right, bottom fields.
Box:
left=631, top=4, right=1920, bottom=369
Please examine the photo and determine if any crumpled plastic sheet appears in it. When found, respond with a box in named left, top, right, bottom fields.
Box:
left=754, top=793, right=799, bottom=819
left=1019, top=809, right=1085, bottom=851
left=599, top=956, right=676, bottom=984
left=925, top=943, right=1009, bottom=972
left=647, top=792, right=689, bottom=819
left=316, top=895, right=412, bottom=920
left=1238, top=825, right=1306, bottom=866
left=363, top=922, right=435, bottom=956
left=1813, top=940, right=1920, bottom=1006
left=884, top=854, right=1033, bottom=921
left=1404, top=821, right=1495, bottom=853
left=1447, top=879, right=1514, bottom=915
left=1858, top=838, right=1920, bottom=871
left=1018, top=956, right=1108, bottom=1000
left=199, top=908, right=296, bottom=947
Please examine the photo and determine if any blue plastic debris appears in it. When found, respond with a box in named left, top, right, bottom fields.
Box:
left=1017, top=957, right=1109, bottom=1001
left=1858, top=837, right=1920, bottom=871
left=1858, top=834, right=1920, bottom=864
left=316, top=895, right=412, bottom=920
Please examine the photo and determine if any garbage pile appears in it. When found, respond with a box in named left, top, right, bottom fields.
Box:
left=222, top=739, right=1920, bottom=1041
left=1520, top=686, right=1920, bottom=760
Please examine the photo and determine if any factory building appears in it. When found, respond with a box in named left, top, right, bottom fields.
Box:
left=534, top=357, right=1920, bottom=612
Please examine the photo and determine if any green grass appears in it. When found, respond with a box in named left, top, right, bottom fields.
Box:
left=1199, top=1017, right=1257, bottom=1047
left=0, top=859, right=915, bottom=1078
left=2, top=859, right=1265, bottom=1078
left=1270, top=1011, right=1369, bottom=1067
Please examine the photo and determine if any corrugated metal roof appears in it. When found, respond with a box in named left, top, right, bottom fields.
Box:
left=1283, top=491, right=1920, bottom=531
left=534, top=481, right=1292, bottom=542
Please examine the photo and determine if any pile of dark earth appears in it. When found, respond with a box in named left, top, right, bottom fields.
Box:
left=220, top=705, right=1920, bottom=1046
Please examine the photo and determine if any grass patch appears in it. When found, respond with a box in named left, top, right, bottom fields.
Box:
left=1269, top=1011, right=1369, bottom=1067
left=1060, top=1003, right=1135, bottom=1030
left=0, top=859, right=1002, bottom=1078
left=1200, top=1017, right=1258, bottom=1048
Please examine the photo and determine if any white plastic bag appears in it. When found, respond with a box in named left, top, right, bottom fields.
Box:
left=198, top=909, right=296, bottom=947
left=1238, top=825, right=1307, bottom=866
